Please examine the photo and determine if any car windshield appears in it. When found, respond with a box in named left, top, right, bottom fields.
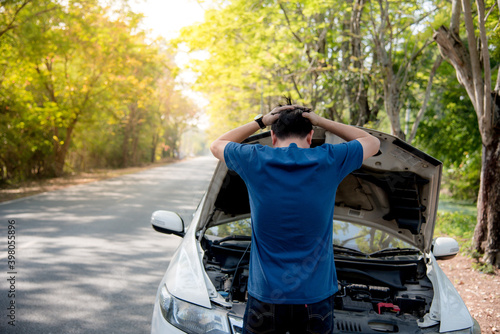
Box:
left=332, top=220, right=418, bottom=255
left=206, top=218, right=252, bottom=237
left=205, top=218, right=418, bottom=256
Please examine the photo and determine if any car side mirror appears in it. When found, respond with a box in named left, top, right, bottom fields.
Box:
left=151, top=210, right=185, bottom=237
left=432, top=237, right=460, bottom=260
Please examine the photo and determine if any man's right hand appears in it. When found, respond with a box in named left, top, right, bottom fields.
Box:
left=301, top=111, right=322, bottom=126
left=301, top=111, right=380, bottom=161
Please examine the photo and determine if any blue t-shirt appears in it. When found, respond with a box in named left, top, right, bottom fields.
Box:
left=224, top=140, right=363, bottom=304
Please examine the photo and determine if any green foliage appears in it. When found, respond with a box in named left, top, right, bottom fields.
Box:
left=434, top=210, right=499, bottom=273
left=443, top=151, right=481, bottom=202
left=435, top=211, right=476, bottom=242
left=0, top=0, right=200, bottom=183
left=414, top=62, right=482, bottom=202
left=178, top=0, right=449, bottom=143
left=484, top=0, right=500, bottom=87
left=178, top=0, right=347, bottom=137
left=471, top=262, right=497, bottom=275
left=434, top=211, right=476, bottom=258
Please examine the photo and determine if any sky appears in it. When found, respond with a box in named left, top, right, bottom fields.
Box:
left=130, top=0, right=208, bottom=74
left=131, top=0, right=206, bottom=41
left=131, top=0, right=210, bottom=124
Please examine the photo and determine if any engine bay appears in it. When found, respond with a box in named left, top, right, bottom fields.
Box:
left=201, top=237, right=436, bottom=333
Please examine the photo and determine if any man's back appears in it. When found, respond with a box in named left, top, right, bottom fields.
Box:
left=224, top=140, right=363, bottom=304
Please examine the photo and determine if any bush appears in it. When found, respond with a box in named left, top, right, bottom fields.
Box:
left=435, top=211, right=476, bottom=239
left=435, top=211, right=498, bottom=274
left=434, top=211, right=476, bottom=254
left=442, top=151, right=481, bottom=202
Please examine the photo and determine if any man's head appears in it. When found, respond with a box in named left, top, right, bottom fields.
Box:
left=271, top=105, right=313, bottom=141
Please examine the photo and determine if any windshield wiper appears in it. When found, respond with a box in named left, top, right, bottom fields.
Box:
left=369, top=248, right=420, bottom=258
left=333, top=245, right=367, bottom=257
left=213, top=235, right=251, bottom=245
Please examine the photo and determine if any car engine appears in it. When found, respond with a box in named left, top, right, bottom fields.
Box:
left=202, top=236, right=437, bottom=333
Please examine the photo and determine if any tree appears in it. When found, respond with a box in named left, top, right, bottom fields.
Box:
left=178, top=0, right=446, bottom=145
left=179, top=0, right=384, bottom=137
left=111, top=34, right=165, bottom=167
left=1, top=0, right=200, bottom=184
left=1, top=0, right=183, bottom=180
left=0, top=0, right=58, bottom=181
left=160, top=90, right=199, bottom=159
left=19, top=1, right=163, bottom=175
left=414, top=61, right=482, bottom=201
left=433, top=0, right=500, bottom=266
left=340, top=0, right=380, bottom=126
left=366, top=0, right=443, bottom=140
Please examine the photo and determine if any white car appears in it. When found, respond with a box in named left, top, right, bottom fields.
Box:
left=150, top=128, right=480, bottom=334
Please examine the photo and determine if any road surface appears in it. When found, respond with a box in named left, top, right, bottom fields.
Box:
left=0, top=156, right=218, bottom=333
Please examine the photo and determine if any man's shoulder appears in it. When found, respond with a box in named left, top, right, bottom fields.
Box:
left=315, top=141, right=363, bottom=165
left=319, top=140, right=362, bottom=151
left=225, top=142, right=265, bottom=151
left=224, top=142, right=267, bottom=160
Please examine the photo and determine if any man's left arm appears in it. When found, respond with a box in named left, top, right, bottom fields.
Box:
left=210, top=122, right=261, bottom=162
left=210, top=106, right=293, bottom=162
left=302, top=112, right=380, bottom=161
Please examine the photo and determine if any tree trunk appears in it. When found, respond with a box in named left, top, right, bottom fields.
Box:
left=151, top=133, right=158, bottom=163
left=408, top=55, right=443, bottom=144
left=340, top=0, right=356, bottom=124
left=434, top=0, right=500, bottom=267
left=351, top=0, right=372, bottom=126
left=53, top=147, right=67, bottom=177
left=122, top=103, right=138, bottom=167
left=371, top=0, right=406, bottom=140
left=131, top=128, right=140, bottom=165
left=474, top=129, right=500, bottom=266
left=122, top=128, right=130, bottom=168
left=385, top=83, right=406, bottom=140
left=51, top=116, right=78, bottom=177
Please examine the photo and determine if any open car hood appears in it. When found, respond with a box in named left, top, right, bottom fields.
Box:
left=199, top=128, right=442, bottom=253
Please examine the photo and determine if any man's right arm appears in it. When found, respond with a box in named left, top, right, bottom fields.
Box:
left=302, top=113, right=380, bottom=161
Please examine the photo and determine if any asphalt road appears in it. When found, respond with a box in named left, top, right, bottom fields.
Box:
left=0, top=156, right=218, bottom=334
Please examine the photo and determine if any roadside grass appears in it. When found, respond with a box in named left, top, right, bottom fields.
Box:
left=436, top=198, right=496, bottom=274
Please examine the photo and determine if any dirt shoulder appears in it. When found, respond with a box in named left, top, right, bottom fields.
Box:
left=0, top=160, right=176, bottom=203
left=440, top=254, right=500, bottom=333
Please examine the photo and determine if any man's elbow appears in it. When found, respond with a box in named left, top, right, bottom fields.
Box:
left=210, top=141, right=219, bottom=158
left=209, top=141, right=217, bottom=156
left=210, top=140, right=226, bottom=161
left=360, top=135, right=380, bottom=160
left=372, top=136, right=380, bottom=153
left=368, top=136, right=380, bottom=158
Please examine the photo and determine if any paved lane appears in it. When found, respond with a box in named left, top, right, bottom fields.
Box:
left=0, top=156, right=218, bottom=333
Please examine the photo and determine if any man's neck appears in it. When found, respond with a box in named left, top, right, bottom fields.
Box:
left=274, top=137, right=310, bottom=148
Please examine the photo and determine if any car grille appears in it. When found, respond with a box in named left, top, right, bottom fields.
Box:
left=336, top=319, right=363, bottom=332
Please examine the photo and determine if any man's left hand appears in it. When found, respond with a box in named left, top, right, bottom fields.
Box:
left=263, top=105, right=296, bottom=126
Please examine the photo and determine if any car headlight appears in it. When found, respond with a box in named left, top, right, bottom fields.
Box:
left=423, top=318, right=481, bottom=334
left=159, top=284, right=231, bottom=334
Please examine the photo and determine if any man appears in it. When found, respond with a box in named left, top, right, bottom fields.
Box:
left=210, top=104, right=380, bottom=334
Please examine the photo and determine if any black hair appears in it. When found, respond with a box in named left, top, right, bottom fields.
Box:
left=271, top=99, right=313, bottom=140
